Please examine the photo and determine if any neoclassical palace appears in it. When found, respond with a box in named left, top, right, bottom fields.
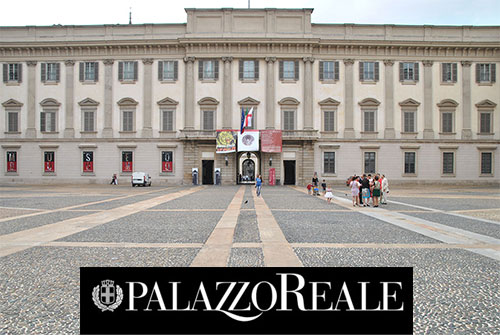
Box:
left=1, top=8, right=499, bottom=185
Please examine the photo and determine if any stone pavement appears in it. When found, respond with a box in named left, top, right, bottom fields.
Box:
left=0, top=184, right=499, bottom=334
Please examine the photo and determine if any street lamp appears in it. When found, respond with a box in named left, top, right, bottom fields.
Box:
left=269, top=156, right=273, bottom=166
left=225, top=155, right=228, bottom=166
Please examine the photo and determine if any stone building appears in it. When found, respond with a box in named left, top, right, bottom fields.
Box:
left=0, top=8, right=499, bottom=185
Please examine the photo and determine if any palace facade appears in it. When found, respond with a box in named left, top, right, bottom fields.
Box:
left=1, top=8, right=499, bottom=185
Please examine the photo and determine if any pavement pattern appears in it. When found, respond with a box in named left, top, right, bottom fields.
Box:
left=0, top=184, right=499, bottom=334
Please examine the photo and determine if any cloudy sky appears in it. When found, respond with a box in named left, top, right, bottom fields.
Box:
left=1, top=0, right=499, bottom=26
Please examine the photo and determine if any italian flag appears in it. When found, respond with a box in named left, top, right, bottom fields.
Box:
left=240, top=107, right=253, bottom=134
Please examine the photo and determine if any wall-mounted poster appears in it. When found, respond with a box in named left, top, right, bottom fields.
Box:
left=237, top=130, right=259, bottom=152
left=261, top=130, right=282, bottom=152
left=162, top=151, right=173, bottom=173
left=83, top=151, right=94, bottom=173
left=6, top=151, right=17, bottom=172
left=216, top=130, right=237, bottom=153
left=122, top=151, right=133, bottom=172
left=44, top=151, right=55, bottom=172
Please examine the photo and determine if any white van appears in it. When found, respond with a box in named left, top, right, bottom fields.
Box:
left=131, top=172, right=152, bottom=187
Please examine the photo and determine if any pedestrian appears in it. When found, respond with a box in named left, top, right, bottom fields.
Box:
left=360, top=174, right=370, bottom=207
left=324, top=185, right=334, bottom=203
left=349, top=176, right=361, bottom=207
left=110, top=173, right=117, bottom=185
left=381, top=174, right=389, bottom=204
left=255, top=174, right=262, bottom=197
left=306, top=183, right=313, bottom=195
left=372, top=175, right=381, bottom=207
left=321, top=179, right=327, bottom=195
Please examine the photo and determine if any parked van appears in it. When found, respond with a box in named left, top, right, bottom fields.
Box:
left=131, top=172, right=152, bottom=187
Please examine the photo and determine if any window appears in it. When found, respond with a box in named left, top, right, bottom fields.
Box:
left=202, top=110, right=215, bottom=130
left=323, top=152, right=335, bottom=174
left=158, top=61, right=178, bottom=81
left=279, top=60, right=299, bottom=81
left=283, top=110, right=295, bottom=130
left=3, top=63, right=22, bottom=83
left=41, top=63, right=60, bottom=82
left=239, top=60, right=259, bottom=80
left=6, top=151, right=17, bottom=173
left=363, top=110, right=376, bottom=132
left=198, top=60, right=219, bottom=80
left=319, top=61, right=339, bottom=81
left=479, top=112, right=492, bottom=134
left=476, top=63, right=496, bottom=83
left=41, top=110, right=57, bottom=132
left=480, top=152, right=492, bottom=175
left=403, top=111, right=416, bottom=133
left=441, top=112, right=454, bottom=133
left=118, top=61, right=138, bottom=81
left=359, top=61, right=379, bottom=82
left=7, top=111, right=19, bottom=132
left=162, top=110, right=174, bottom=131
left=79, top=62, right=98, bottom=82
left=404, top=152, right=416, bottom=174
left=324, top=110, right=336, bottom=132
left=122, top=110, right=134, bottom=131
left=399, top=62, right=419, bottom=82
left=364, top=152, right=376, bottom=174
left=442, top=63, right=457, bottom=83
left=82, top=109, right=95, bottom=132
left=241, top=107, right=256, bottom=130
left=442, top=152, right=454, bottom=174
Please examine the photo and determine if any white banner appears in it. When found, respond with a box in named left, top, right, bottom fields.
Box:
left=237, top=130, right=259, bottom=152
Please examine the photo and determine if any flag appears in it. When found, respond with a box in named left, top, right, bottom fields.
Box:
left=240, top=107, right=253, bottom=134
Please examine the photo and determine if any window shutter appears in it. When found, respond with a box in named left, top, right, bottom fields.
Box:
left=94, top=62, right=99, bottom=82
left=17, top=63, right=22, bottom=83
left=214, top=60, right=219, bottom=80
left=41, top=63, right=46, bottom=82
left=158, top=61, right=163, bottom=81
left=3, top=64, right=8, bottom=82
left=399, top=62, right=404, bottom=81
left=40, top=112, right=46, bottom=131
left=55, top=63, right=60, bottom=82
left=173, top=61, right=178, bottom=80
left=254, top=60, right=259, bottom=80
left=359, top=62, right=364, bottom=81
left=414, top=62, right=419, bottom=81
left=133, top=61, right=138, bottom=80
left=50, top=112, right=56, bottom=131
left=238, top=60, right=243, bottom=80
left=374, top=62, right=379, bottom=81
left=334, top=61, right=339, bottom=80
left=319, top=61, right=324, bottom=80
left=452, top=63, right=457, bottom=82
left=441, top=63, right=446, bottom=82
left=475, top=63, right=480, bottom=83
left=79, top=62, right=84, bottom=81
left=491, top=63, right=496, bottom=83
left=294, top=60, right=299, bottom=80
left=279, top=61, right=284, bottom=80
left=118, top=62, right=123, bottom=81
left=198, top=61, right=203, bottom=80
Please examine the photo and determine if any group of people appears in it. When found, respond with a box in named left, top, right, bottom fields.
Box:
left=348, top=173, right=389, bottom=207
left=307, top=174, right=335, bottom=203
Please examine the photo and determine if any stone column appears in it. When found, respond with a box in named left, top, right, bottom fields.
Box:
left=142, top=58, right=154, bottom=138
left=64, top=60, right=75, bottom=138
left=423, top=60, right=434, bottom=139
left=343, top=59, right=355, bottom=138
left=461, top=60, right=472, bottom=139
left=25, top=61, right=37, bottom=138
left=265, top=57, right=276, bottom=129
left=383, top=60, right=395, bottom=139
left=222, top=57, right=233, bottom=129
left=184, top=57, right=195, bottom=130
left=303, top=57, right=315, bottom=130
left=102, top=59, right=114, bottom=138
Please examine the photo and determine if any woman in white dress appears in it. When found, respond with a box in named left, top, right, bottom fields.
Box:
left=349, top=177, right=361, bottom=206
left=324, top=186, right=334, bottom=203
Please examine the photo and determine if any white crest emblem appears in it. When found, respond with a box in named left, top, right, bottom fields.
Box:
left=92, top=279, right=123, bottom=312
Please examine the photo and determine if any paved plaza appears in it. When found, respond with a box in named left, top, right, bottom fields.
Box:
left=0, top=184, right=499, bottom=334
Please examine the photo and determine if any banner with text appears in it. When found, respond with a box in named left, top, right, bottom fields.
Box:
left=237, top=130, right=259, bottom=152
left=216, top=130, right=237, bottom=153
left=261, top=130, right=282, bottom=152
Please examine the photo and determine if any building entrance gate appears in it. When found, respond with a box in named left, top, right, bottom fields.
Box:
left=237, top=152, right=260, bottom=184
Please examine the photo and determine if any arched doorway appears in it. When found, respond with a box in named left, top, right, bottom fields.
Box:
left=237, top=152, right=260, bottom=184
left=242, top=159, right=255, bottom=182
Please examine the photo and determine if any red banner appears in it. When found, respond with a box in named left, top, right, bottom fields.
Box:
left=83, top=151, right=93, bottom=173
left=162, top=151, right=173, bottom=173
left=269, top=168, right=276, bottom=186
left=7, top=151, right=17, bottom=172
left=261, top=130, right=282, bottom=153
left=44, top=152, right=55, bottom=173
left=122, top=151, right=133, bottom=172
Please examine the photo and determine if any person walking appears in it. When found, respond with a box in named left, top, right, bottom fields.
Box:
left=255, top=174, right=262, bottom=197
left=324, top=185, right=334, bottom=203
left=381, top=174, right=389, bottom=204
left=372, top=175, right=381, bottom=207
left=349, top=176, right=361, bottom=207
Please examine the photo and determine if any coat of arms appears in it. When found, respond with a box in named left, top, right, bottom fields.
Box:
left=92, top=279, right=123, bottom=312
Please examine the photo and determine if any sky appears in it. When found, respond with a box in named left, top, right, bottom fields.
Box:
left=1, top=0, right=499, bottom=27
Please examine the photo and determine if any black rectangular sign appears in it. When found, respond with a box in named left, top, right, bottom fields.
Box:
left=81, top=267, right=412, bottom=334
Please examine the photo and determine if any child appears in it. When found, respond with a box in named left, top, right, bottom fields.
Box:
left=321, top=179, right=327, bottom=195
left=324, top=185, right=334, bottom=203
left=313, top=186, right=320, bottom=196
left=307, top=183, right=313, bottom=195
left=362, top=188, right=370, bottom=207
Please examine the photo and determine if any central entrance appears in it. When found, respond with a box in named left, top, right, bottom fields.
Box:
left=237, top=152, right=260, bottom=184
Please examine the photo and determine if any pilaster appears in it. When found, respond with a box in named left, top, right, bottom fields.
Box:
left=343, top=59, right=355, bottom=138
left=25, top=61, right=37, bottom=138
left=222, top=57, right=233, bottom=129
left=184, top=57, right=195, bottom=130
left=461, top=60, right=473, bottom=139
left=383, top=60, right=395, bottom=139
left=422, top=60, right=434, bottom=139
left=102, top=59, right=114, bottom=138
left=265, top=57, right=276, bottom=129
left=303, top=57, right=315, bottom=130
left=64, top=60, right=75, bottom=138
left=142, top=58, right=154, bottom=138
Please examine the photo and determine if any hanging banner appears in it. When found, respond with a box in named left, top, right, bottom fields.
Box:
left=162, top=151, right=173, bottom=173
left=44, top=151, right=55, bottom=173
left=269, top=167, right=276, bottom=186
left=261, top=130, right=282, bottom=152
left=122, top=151, right=133, bottom=173
left=7, top=151, right=17, bottom=173
left=216, top=130, right=237, bottom=153
left=237, top=130, right=259, bottom=152
left=82, top=151, right=94, bottom=173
